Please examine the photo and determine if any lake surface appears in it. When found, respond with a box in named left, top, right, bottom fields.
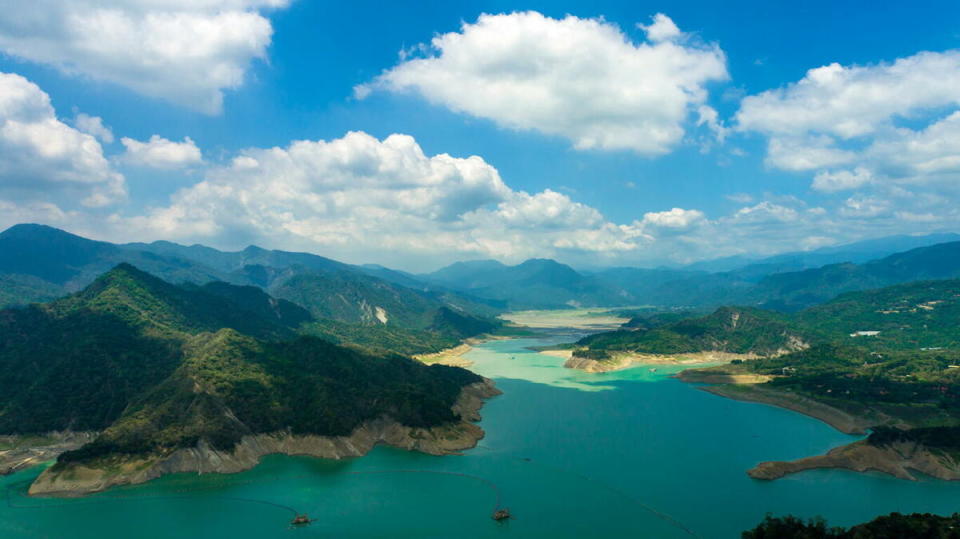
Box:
left=5, top=314, right=960, bottom=538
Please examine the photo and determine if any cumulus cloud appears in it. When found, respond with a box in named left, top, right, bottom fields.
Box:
left=121, top=135, right=202, bottom=168
left=638, top=13, right=682, bottom=43
left=729, top=201, right=799, bottom=224
left=0, top=0, right=289, bottom=113
left=737, top=50, right=960, bottom=190
left=73, top=113, right=114, bottom=143
left=0, top=72, right=124, bottom=208
left=358, top=11, right=727, bottom=155
left=812, top=167, right=873, bottom=192
left=641, top=207, right=706, bottom=229
left=114, top=131, right=651, bottom=265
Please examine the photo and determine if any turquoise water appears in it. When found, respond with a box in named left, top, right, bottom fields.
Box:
left=5, top=328, right=960, bottom=538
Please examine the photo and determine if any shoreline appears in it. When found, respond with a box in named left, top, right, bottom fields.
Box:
left=689, top=382, right=877, bottom=436
left=747, top=439, right=960, bottom=482
left=675, top=371, right=947, bottom=482
left=1, top=432, right=98, bottom=477
left=413, top=333, right=514, bottom=368
left=27, top=379, right=502, bottom=497
left=556, top=345, right=945, bottom=482
left=557, top=350, right=756, bottom=374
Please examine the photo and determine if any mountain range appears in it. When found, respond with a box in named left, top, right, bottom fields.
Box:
left=0, top=224, right=500, bottom=354
left=3, top=223, right=960, bottom=315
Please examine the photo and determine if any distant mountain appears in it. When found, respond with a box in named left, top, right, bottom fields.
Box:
left=0, top=224, right=501, bottom=349
left=123, top=240, right=350, bottom=274
left=598, top=239, right=960, bottom=312
left=683, top=233, right=960, bottom=276
left=0, top=224, right=230, bottom=294
left=575, top=278, right=960, bottom=360
left=755, top=240, right=960, bottom=311
left=0, top=264, right=494, bottom=495
left=589, top=267, right=705, bottom=301
left=6, top=223, right=960, bottom=317
left=424, top=258, right=631, bottom=309
left=425, top=259, right=509, bottom=288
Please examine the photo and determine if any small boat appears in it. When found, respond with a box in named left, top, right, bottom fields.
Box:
left=291, top=514, right=312, bottom=526
left=649, top=368, right=657, bottom=372
left=492, top=508, right=512, bottom=521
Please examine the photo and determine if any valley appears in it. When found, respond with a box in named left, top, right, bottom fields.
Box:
left=4, top=224, right=960, bottom=537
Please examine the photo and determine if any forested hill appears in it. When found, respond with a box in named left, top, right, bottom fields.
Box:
left=0, top=263, right=485, bottom=465
left=576, top=307, right=807, bottom=357
left=575, top=279, right=960, bottom=358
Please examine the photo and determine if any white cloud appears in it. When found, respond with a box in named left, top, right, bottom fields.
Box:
left=638, top=13, right=682, bottom=43
left=121, top=135, right=202, bottom=168
left=737, top=53, right=960, bottom=138
left=738, top=50, right=960, bottom=190
left=840, top=195, right=891, bottom=219
left=358, top=11, right=727, bottom=155
left=0, top=1, right=289, bottom=113
left=0, top=72, right=124, bottom=207
left=73, top=113, right=113, bottom=143
left=765, top=136, right=857, bottom=171
left=696, top=105, right=728, bottom=145
left=641, top=207, right=705, bottom=229
left=729, top=201, right=799, bottom=224
left=868, top=111, right=960, bottom=177
left=114, top=131, right=650, bottom=265
left=812, top=167, right=873, bottom=192
left=725, top=192, right=753, bottom=204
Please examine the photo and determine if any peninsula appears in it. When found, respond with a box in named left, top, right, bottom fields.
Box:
left=0, top=264, right=500, bottom=496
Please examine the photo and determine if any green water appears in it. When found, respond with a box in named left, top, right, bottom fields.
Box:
left=5, top=327, right=960, bottom=538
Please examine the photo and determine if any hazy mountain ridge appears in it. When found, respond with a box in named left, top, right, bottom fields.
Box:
left=0, top=225, right=501, bottom=349
left=4, top=224, right=960, bottom=315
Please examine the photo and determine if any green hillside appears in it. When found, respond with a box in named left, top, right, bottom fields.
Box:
left=575, top=306, right=806, bottom=358
left=796, top=280, right=960, bottom=350
left=574, top=279, right=960, bottom=360
left=61, top=329, right=479, bottom=463
left=0, top=274, right=63, bottom=307
left=0, top=264, right=485, bottom=468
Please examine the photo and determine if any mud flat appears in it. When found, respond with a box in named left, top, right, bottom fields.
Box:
left=562, top=351, right=754, bottom=374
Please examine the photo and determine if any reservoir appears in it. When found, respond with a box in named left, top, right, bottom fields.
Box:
left=4, top=312, right=960, bottom=538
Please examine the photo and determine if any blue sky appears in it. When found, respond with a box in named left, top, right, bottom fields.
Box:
left=1, top=1, right=959, bottom=271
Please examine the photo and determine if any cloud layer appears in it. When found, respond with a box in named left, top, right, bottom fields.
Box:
left=737, top=50, right=960, bottom=191
left=358, top=12, right=727, bottom=155
left=0, top=72, right=123, bottom=208
left=121, top=135, right=202, bottom=168
left=0, top=0, right=289, bottom=113
left=120, top=131, right=649, bottom=264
